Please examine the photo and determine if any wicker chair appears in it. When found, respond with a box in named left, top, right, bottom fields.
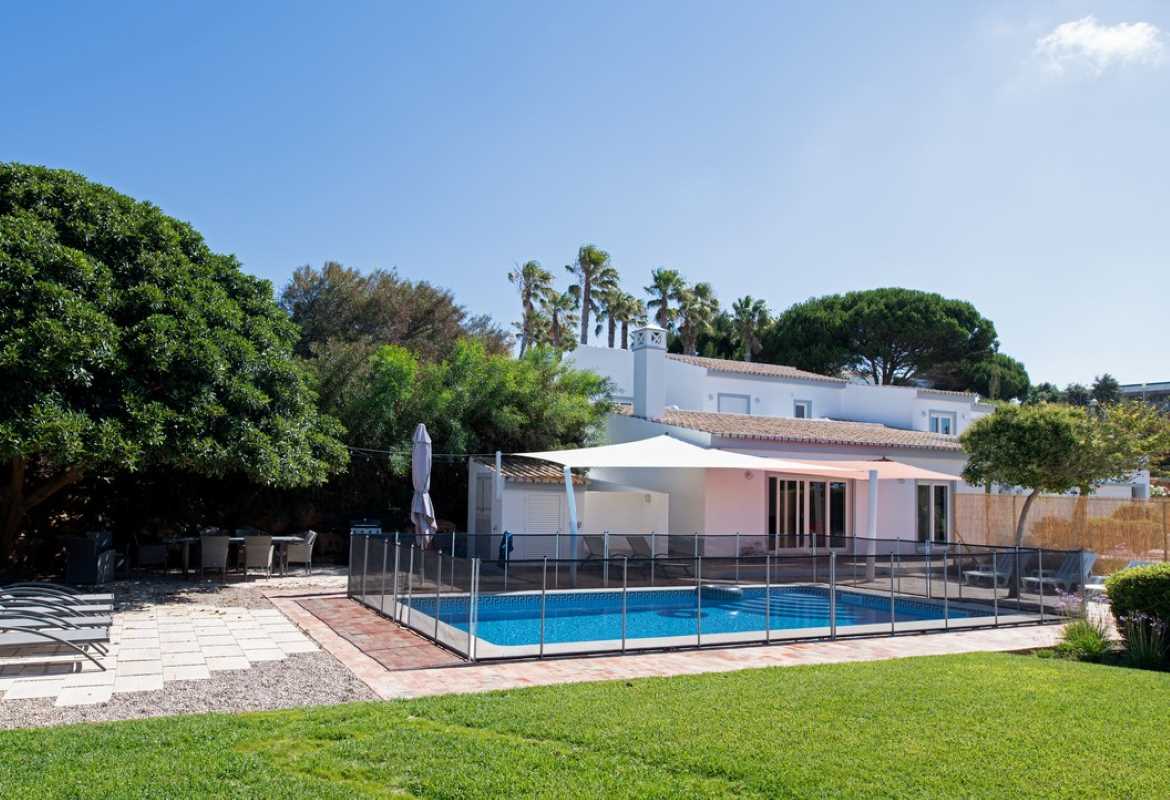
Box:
left=243, top=535, right=274, bottom=579
left=285, top=530, right=318, bottom=575
left=200, top=536, right=231, bottom=579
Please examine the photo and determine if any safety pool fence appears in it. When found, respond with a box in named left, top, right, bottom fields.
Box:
left=347, top=533, right=1084, bottom=662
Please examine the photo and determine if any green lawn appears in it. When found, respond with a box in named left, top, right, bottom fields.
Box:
left=1, top=652, right=1166, bottom=799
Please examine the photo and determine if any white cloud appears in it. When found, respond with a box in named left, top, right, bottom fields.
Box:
left=1035, top=15, right=1164, bottom=75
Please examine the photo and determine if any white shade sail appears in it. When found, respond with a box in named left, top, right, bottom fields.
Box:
left=516, top=435, right=957, bottom=482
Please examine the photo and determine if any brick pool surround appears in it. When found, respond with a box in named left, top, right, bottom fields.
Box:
left=272, top=592, right=1064, bottom=701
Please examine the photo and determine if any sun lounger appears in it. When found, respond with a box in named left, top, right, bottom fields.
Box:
left=0, top=624, right=109, bottom=670
left=1023, top=552, right=1097, bottom=593
left=962, top=550, right=1028, bottom=587
left=1, top=583, right=114, bottom=604
left=0, top=611, right=111, bottom=629
left=1084, top=560, right=1156, bottom=596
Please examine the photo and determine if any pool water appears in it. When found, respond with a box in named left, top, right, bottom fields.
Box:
left=406, top=586, right=988, bottom=646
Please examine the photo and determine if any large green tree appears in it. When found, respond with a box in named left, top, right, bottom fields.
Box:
left=961, top=402, right=1170, bottom=547
left=0, top=164, right=348, bottom=562
left=281, top=261, right=510, bottom=362
left=764, top=288, right=998, bottom=384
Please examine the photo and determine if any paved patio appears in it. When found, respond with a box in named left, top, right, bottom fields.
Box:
left=274, top=593, right=1066, bottom=701
left=0, top=604, right=318, bottom=707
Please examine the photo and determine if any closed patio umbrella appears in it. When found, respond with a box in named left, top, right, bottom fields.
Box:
left=410, top=423, right=437, bottom=547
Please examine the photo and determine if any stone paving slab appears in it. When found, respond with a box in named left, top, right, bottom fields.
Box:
left=1, top=601, right=319, bottom=707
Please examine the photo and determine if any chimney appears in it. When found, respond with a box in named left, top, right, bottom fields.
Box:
left=631, top=324, right=666, bottom=419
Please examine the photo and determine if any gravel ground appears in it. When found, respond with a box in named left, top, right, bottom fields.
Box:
left=1, top=570, right=374, bottom=730
left=0, top=650, right=378, bottom=730
left=109, top=568, right=349, bottom=612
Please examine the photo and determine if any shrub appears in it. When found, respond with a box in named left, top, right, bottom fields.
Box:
left=1106, top=563, right=1170, bottom=624
left=1055, top=618, right=1112, bottom=662
left=1106, top=563, right=1170, bottom=663
left=1123, top=618, right=1167, bottom=670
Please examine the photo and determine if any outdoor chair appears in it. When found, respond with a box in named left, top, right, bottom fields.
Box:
left=133, top=533, right=170, bottom=574
left=1084, top=560, right=1156, bottom=596
left=200, top=535, right=231, bottom=579
left=243, top=535, right=274, bottom=579
left=962, top=550, right=1033, bottom=588
left=1023, top=552, right=1098, bottom=593
left=582, top=535, right=607, bottom=559
left=284, top=530, right=318, bottom=575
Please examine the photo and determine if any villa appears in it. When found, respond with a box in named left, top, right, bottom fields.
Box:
left=466, top=325, right=1149, bottom=560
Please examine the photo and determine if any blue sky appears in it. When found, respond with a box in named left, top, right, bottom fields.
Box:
left=3, top=2, right=1167, bottom=386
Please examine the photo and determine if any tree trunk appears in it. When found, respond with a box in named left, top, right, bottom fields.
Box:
left=1, top=460, right=84, bottom=564
left=1014, top=489, right=1039, bottom=548
left=1002, top=489, right=1040, bottom=600
left=579, top=280, right=590, bottom=345
left=620, top=322, right=629, bottom=349
left=607, top=317, right=616, bottom=348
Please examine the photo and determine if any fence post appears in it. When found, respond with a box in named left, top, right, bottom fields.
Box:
left=696, top=555, right=703, bottom=647
left=1037, top=548, right=1045, bottom=623
left=621, top=557, right=628, bottom=654
left=391, top=543, right=401, bottom=623
left=1014, top=545, right=1022, bottom=613
left=406, top=546, right=415, bottom=627
left=650, top=532, right=656, bottom=587
left=942, top=543, right=949, bottom=630
left=469, top=558, right=479, bottom=662
left=603, top=531, right=610, bottom=588
left=361, top=535, right=369, bottom=602
left=434, top=553, right=442, bottom=641
left=925, top=537, right=932, bottom=600
left=765, top=555, right=772, bottom=644
left=735, top=532, right=741, bottom=582
left=889, top=551, right=896, bottom=633
left=380, top=539, right=389, bottom=616
left=693, top=532, right=699, bottom=559
left=991, top=550, right=998, bottom=626
left=539, top=557, right=547, bottom=659
left=830, top=551, right=837, bottom=640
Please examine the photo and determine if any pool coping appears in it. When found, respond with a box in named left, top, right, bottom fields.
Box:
left=368, top=583, right=1054, bottom=661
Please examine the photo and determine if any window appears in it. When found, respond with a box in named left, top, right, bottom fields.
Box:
left=929, top=411, right=956, bottom=435
left=916, top=483, right=950, bottom=544
left=793, top=400, right=812, bottom=419
left=717, top=393, right=751, bottom=414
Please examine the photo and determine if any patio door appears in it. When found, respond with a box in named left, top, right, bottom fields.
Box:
left=767, top=477, right=849, bottom=551
left=916, top=483, right=950, bottom=544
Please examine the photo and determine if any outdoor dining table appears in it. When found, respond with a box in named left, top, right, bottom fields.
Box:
left=168, top=535, right=307, bottom=579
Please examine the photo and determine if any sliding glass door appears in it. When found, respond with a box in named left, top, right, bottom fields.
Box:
left=916, top=483, right=950, bottom=544
left=768, top=477, right=849, bottom=551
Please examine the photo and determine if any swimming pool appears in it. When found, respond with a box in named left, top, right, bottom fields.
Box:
left=404, top=585, right=992, bottom=647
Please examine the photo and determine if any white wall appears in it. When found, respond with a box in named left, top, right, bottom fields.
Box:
left=567, top=346, right=634, bottom=400
left=582, top=488, right=669, bottom=537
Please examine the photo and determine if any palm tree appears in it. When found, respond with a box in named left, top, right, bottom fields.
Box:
left=644, top=268, right=685, bottom=329
left=507, top=260, right=554, bottom=355
left=543, top=288, right=579, bottom=351
left=565, top=244, right=614, bottom=346
left=596, top=285, right=625, bottom=348
left=731, top=295, right=769, bottom=363
left=608, top=293, right=647, bottom=349
left=677, top=282, right=719, bottom=356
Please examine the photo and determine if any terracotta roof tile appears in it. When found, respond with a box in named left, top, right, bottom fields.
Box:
left=614, top=405, right=962, bottom=452
left=476, top=456, right=586, bottom=485
left=666, top=353, right=847, bottom=384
